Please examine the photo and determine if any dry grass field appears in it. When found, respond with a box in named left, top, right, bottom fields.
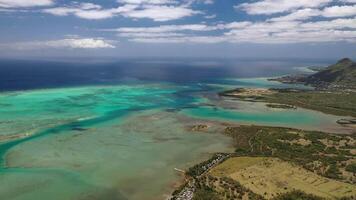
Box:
left=209, top=157, right=356, bottom=199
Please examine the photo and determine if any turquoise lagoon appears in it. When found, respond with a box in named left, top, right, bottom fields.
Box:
left=0, top=78, right=350, bottom=200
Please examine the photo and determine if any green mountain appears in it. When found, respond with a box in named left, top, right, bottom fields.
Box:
left=305, top=58, right=356, bottom=89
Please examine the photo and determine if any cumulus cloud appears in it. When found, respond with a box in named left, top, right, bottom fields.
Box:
left=269, top=8, right=321, bottom=21
left=110, top=23, right=226, bottom=43
left=112, top=15, right=356, bottom=44
left=46, top=38, right=116, bottom=49
left=322, top=5, right=356, bottom=17
left=117, top=0, right=175, bottom=4
left=113, top=24, right=217, bottom=33
left=130, top=36, right=225, bottom=43
left=121, top=5, right=201, bottom=21
left=0, top=0, right=53, bottom=8
left=42, top=1, right=201, bottom=21
left=110, top=24, right=219, bottom=41
left=2, top=0, right=356, bottom=46
left=236, top=0, right=332, bottom=15
left=43, top=3, right=137, bottom=20
left=190, top=0, right=214, bottom=5
left=8, top=38, right=116, bottom=50
left=204, top=14, right=216, bottom=19
left=268, top=5, right=356, bottom=22
left=224, top=17, right=356, bottom=43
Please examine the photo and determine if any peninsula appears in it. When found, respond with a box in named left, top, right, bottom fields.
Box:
left=171, top=58, right=356, bottom=200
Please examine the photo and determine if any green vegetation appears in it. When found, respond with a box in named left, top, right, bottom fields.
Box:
left=346, top=163, right=356, bottom=173
left=309, top=66, right=326, bottom=72
left=181, top=58, right=356, bottom=200
left=186, top=153, right=229, bottom=177
left=173, top=125, right=356, bottom=200
left=304, top=58, right=356, bottom=89
left=224, top=125, right=356, bottom=182
left=269, top=58, right=356, bottom=90
left=193, top=176, right=264, bottom=200
left=265, top=103, right=296, bottom=109
left=221, top=88, right=356, bottom=117
left=264, top=90, right=356, bottom=117
left=193, top=186, right=220, bottom=200
left=220, top=59, right=356, bottom=117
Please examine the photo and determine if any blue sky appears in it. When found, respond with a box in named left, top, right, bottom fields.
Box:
left=0, top=0, right=355, bottom=59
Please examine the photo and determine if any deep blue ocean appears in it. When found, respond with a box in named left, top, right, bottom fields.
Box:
left=0, top=58, right=331, bottom=91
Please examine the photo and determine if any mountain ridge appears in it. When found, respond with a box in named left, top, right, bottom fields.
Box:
left=303, top=58, right=356, bottom=89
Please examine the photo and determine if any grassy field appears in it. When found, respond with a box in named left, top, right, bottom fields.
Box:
left=225, top=125, right=356, bottom=183
left=220, top=88, right=356, bottom=117
left=174, top=125, right=356, bottom=200
left=210, top=157, right=265, bottom=176
left=265, top=90, right=356, bottom=117
left=209, top=157, right=356, bottom=199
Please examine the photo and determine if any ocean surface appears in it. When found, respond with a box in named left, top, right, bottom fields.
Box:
left=0, top=59, right=348, bottom=200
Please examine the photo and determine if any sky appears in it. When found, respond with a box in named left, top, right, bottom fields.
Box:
left=0, top=0, right=355, bottom=59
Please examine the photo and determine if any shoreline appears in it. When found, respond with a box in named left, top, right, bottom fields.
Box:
left=170, top=72, right=356, bottom=199
left=170, top=124, right=356, bottom=200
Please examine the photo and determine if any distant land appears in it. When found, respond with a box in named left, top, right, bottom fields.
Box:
left=270, top=58, right=356, bottom=91
left=172, top=58, right=356, bottom=200
left=305, top=58, right=356, bottom=89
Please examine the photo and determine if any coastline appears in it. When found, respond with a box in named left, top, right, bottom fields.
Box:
left=1, top=74, right=355, bottom=200
left=170, top=124, right=356, bottom=200
left=170, top=70, right=356, bottom=199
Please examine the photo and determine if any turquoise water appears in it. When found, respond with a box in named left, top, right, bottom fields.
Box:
left=182, top=104, right=343, bottom=132
left=0, top=78, right=350, bottom=200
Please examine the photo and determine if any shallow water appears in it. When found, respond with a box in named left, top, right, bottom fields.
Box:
left=3, top=111, right=233, bottom=200
left=0, top=83, right=237, bottom=200
left=0, top=60, right=350, bottom=200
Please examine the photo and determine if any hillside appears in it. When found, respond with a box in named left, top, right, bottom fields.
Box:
left=304, top=58, right=356, bottom=89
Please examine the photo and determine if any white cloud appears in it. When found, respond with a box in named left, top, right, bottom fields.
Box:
left=268, top=5, right=356, bottom=22
left=113, top=23, right=225, bottom=43
left=130, top=36, right=225, bottom=43
left=301, top=17, right=356, bottom=29
left=0, top=0, right=53, bottom=8
left=269, top=8, right=321, bottom=21
left=47, top=38, right=115, bottom=49
left=340, top=0, right=356, bottom=3
left=203, top=0, right=214, bottom=4
left=224, top=17, right=356, bottom=43
left=236, top=0, right=332, bottom=15
left=43, top=3, right=136, bottom=20
left=118, top=32, right=186, bottom=38
left=192, top=0, right=214, bottom=5
left=322, top=5, right=356, bottom=17
left=42, top=1, right=200, bottom=21
left=9, top=38, right=116, bottom=50
left=79, top=3, right=102, bottom=10
left=121, top=5, right=201, bottom=21
left=113, top=24, right=217, bottom=33
left=112, top=24, right=218, bottom=39
left=73, top=10, right=117, bottom=20
left=4, top=0, right=355, bottom=46
left=111, top=16, right=356, bottom=44
left=117, top=0, right=175, bottom=4
left=204, top=14, right=216, bottom=19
